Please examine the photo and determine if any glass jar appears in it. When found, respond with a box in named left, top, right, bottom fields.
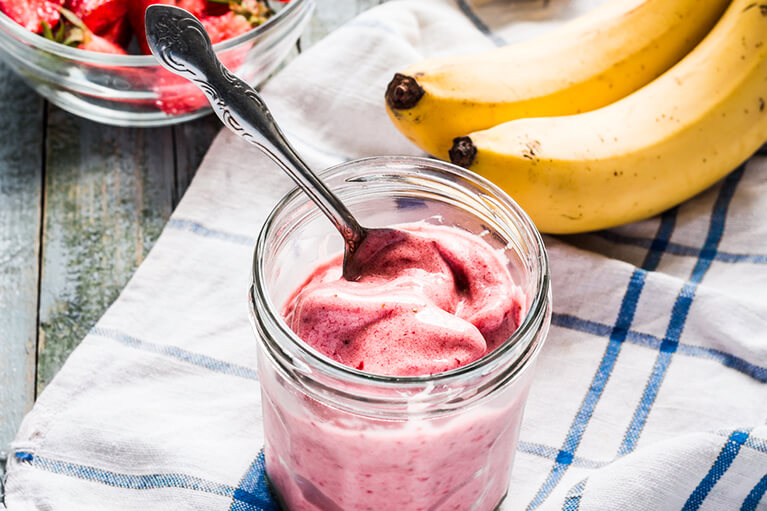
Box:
left=249, top=156, right=551, bottom=511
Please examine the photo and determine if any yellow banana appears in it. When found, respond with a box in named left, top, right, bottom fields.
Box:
left=385, top=0, right=731, bottom=159
left=448, top=0, right=767, bottom=234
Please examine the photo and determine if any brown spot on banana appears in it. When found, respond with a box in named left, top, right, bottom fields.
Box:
left=523, top=140, right=542, bottom=160
left=385, top=74, right=424, bottom=110
left=745, top=3, right=767, bottom=14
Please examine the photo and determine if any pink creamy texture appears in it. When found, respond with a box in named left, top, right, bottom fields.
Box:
left=265, top=223, right=533, bottom=510
left=262, top=389, right=529, bottom=511
left=283, top=223, right=525, bottom=376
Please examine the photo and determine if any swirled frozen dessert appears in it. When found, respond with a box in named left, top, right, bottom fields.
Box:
left=283, top=223, right=525, bottom=376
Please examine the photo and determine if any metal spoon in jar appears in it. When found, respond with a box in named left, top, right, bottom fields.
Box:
left=144, top=5, right=407, bottom=281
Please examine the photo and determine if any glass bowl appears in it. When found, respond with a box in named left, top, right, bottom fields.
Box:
left=0, top=0, right=314, bottom=126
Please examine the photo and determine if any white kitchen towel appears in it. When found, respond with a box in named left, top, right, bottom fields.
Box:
left=4, top=1, right=767, bottom=510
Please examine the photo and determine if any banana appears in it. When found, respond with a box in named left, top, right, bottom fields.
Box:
left=448, top=0, right=767, bottom=234
left=385, top=0, right=731, bottom=159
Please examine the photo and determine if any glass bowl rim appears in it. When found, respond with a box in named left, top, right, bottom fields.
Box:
left=0, top=0, right=309, bottom=67
left=251, top=155, right=552, bottom=389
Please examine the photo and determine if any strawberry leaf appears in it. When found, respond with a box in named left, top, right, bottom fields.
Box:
left=41, top=20, right=54, bottom=40
left=62, top=26, right=85, bottom=46
left=55, top=20, right=65, bottom=41
left=58, top=6, right=86, bottom=29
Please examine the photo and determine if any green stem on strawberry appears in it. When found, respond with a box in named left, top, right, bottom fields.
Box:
left=41, top=5, right=126, bottom=53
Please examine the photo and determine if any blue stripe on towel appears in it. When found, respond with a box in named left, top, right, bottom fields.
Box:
left=641, top=208, right=677, bottom=269
left=16, top=452, right=235, bottom=497
left=90, top=327, right=260, bottom=381
left=618, top=167, right=744, bottom=456
left=517, top=442, right=607, bottom=469
left=551, top=314, right=767, bottom=383
left=555, top=429, right=765, bottom=511
left=561, top=479, right=586, bottom=511
left=593, top=231, right=767, bottom=264
left=716, top=430, right=767, bottom=456
left=682, top=430, right=751, bottom=511
left=454, top=0, right=505, bottom=46
left=741, top=473, right=767, bottom=511
left=167, top=219, right=255, bottom=246
left=229, top=450, right=279, bottom=511
left=526, top=210, right=676, bottom=510
left=675, top=344, right=767, bottom=383
left=16, top=450, right=278, bottom=509
left=525, top=272, right=644, bottom=510
left=743, top=435, right=767, bottom=455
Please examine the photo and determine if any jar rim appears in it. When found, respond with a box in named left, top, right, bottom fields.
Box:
left=251, top=155, right=550, bottom=390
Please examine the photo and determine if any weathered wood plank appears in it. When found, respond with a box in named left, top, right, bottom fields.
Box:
left=36, top=109, right=177, bottom=391
left=0, top=63, right=45, bottom=453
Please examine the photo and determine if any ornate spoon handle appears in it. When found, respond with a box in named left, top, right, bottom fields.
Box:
left=144, top=5, right=366, bottom=250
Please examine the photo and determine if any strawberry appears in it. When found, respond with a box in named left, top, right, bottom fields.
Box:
left=200, top=11, right=250, bottom=43
left=97, top=15, right=131, bottom=46
left=64, top=0, right=127, bottom=33
left=204, top=0, right=229, bottom=16
left=0, top=0, right=63, bottom=33
left=126, top=0, right=170, bottom=54
left=127, top=0, right=205, bottom=54
left=176, top=0, right=205, bottom=15
left=42, top=6, right=127, bottom=53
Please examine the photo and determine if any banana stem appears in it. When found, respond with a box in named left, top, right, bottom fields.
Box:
left=449, top=136, right=477, bottom=167
left=385, top=73, right=424, bottom=110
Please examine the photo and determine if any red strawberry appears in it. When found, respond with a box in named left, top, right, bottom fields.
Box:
left=200, top=11, right=250, bottom=43
left=127, top=0, right=171, bottom=54
left=204, top=0, right=228, bottom=16
left=153, top=71, right=207, bottom=114
left=0, top=0, right=63, bottom=33
left=96, top=15, right=131, bottom=46
left=65, top=0, right=127, bottom=33
left=127, top=0, right=205, bottom=54
left=152, top=28, right=249, bottom=115
left=175, top=0, right=204, bottom=15
left=43, top=6, right=127, bottom=54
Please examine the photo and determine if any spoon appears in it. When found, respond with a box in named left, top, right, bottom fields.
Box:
left=144, top=5, right=407, bottom=281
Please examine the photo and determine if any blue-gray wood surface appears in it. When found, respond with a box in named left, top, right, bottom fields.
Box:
left=0, top=0, right=385, bottom=493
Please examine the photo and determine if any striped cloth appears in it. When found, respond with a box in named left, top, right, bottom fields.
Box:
left=4, top=1, right=767, bottom=510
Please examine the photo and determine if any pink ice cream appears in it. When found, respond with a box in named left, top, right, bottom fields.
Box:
left=283, top=223, right=525, bottom=376
left=260, top=389, right=530, bottom=511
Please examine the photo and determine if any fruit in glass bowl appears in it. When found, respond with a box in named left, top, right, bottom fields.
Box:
left=0, top=0, right=313, bottom=126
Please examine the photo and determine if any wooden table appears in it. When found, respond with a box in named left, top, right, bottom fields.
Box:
left=0, top=0, right=384, bottom=485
